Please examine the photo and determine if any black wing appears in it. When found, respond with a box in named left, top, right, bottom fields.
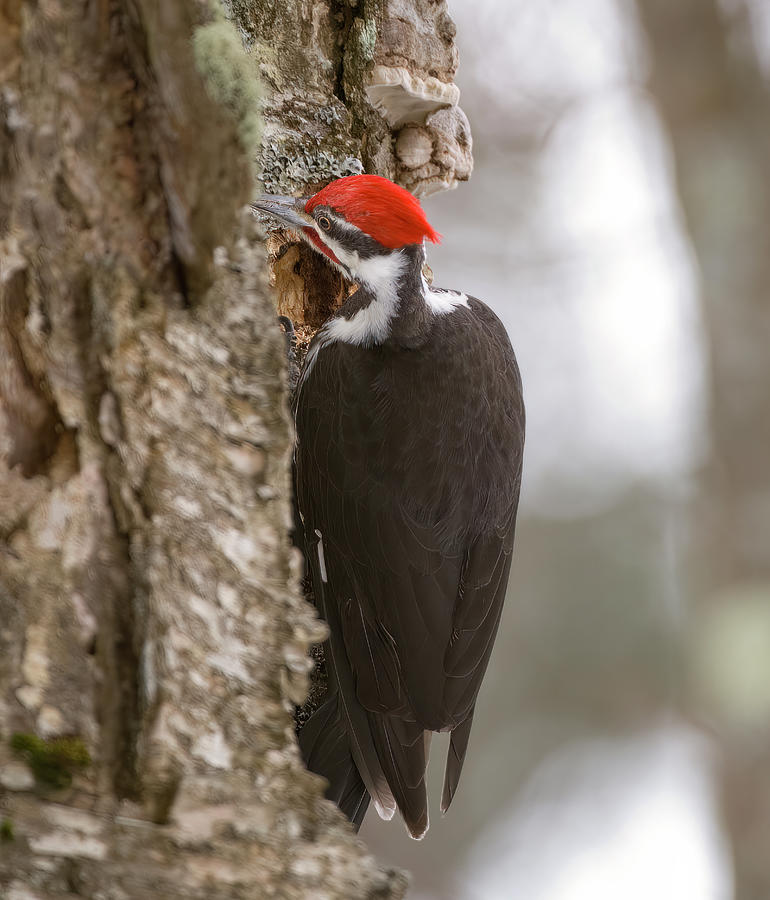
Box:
left=295, top=298, right=524, bottom=837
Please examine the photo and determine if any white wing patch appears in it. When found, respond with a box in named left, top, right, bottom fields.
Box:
left=421, top=274, right=469, bottom=315
left=314, top=528, right=328, bottom=583
left=297, top=332, right=331, bottom=391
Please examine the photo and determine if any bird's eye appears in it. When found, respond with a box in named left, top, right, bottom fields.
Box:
left=317, top=215, right=332, bottom=231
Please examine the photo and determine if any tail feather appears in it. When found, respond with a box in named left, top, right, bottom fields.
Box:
left=310, top=552, right=396, bottom=822
left=369, top=713, right=429, bottom=839
left=299, top=693, right=371, bottom=830
left=441, top=710, right=474, bottom=815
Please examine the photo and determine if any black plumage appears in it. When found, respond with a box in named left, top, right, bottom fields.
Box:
left=295, top=275, right=524, bottom=838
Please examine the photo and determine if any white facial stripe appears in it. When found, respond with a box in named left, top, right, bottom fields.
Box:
left=321, top=214, right=360, bottom=235
left=324, top=247, right=405, bottom=346
left=311, top=215, right=359, bottom=245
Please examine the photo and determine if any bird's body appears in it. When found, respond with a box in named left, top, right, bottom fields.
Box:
left=253, top=176, right=524, bottom=839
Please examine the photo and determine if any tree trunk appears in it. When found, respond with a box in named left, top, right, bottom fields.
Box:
left=635, top=2, right=770, bottom=895
left=0, top=0, right=466, bottom=895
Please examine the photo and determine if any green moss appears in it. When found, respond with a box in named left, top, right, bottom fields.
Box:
left=193, top=20, right=262, bottom=158
left=10, top=732, right=91, bottom=789
left=0, top=818, right=14, bottom=842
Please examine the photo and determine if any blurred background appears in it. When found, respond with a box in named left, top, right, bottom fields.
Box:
left=362, top=1, right=770, bottom=897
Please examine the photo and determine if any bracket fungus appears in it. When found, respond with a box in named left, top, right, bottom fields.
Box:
left=365, top=65, right=460, bottom=128
left=395, top=106, right=473, bottom=197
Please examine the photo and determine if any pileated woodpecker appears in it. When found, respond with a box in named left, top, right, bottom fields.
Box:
left=253, top=175, right=524, bottom=839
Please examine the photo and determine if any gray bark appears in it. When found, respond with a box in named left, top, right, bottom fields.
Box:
left=635, top=1, right=770, bottom=895
left=0, top=0, right=466, bottom=896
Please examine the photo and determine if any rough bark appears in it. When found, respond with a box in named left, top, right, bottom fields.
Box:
left=635, top=1, right=770, bottom=895
left=0, top=0, right=466, bottom=896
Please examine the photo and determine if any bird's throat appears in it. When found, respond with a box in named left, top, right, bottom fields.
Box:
left=327, top=244, right=430, bottom=349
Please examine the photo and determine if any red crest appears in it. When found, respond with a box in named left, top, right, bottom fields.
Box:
left=305, top=175, right=441, bottom=249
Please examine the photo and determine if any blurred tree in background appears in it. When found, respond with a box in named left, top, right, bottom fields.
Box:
left=637, top=1, right=770, bottom=895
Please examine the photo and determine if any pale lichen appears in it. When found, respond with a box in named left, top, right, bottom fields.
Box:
left=259, top=142, right=364, bottom=194
left=192, top=20, right=262, bottom=159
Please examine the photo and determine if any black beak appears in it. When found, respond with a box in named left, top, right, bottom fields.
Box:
left=251, top=194, right=313, bottom=230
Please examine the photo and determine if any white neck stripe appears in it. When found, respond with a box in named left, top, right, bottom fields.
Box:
left=323, top=245, right=406, bottom=346
left=296, top=239, right=469, bottom=393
